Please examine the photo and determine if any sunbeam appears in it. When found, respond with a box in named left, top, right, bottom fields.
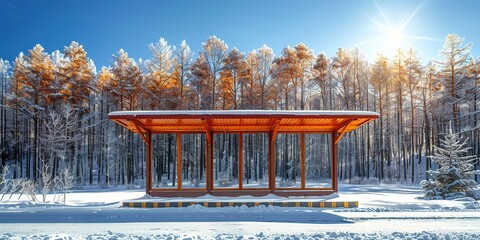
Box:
left=400, top=0, right=426, bottom=30
left=403, top=34, right=443, bottom=42
left=373, top=0, right=392, bottom=28
left=359, top=0, right=440, bottom=58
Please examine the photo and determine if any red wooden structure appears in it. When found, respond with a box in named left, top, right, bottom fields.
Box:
left=108, top=110, right=378, bottom=197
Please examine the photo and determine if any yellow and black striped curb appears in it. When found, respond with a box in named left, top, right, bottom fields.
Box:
left=122, top=201, right=358, bottom=208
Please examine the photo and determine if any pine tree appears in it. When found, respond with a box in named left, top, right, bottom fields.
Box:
left=420, top=125, right=478, bottom=199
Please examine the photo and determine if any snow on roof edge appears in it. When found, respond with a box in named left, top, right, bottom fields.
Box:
left=108, top=110, right=380, bottom=118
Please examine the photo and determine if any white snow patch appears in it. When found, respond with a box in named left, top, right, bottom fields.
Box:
left=1, top=184, right=480, bottom=239
left=1, top=231, right=479, bottom=240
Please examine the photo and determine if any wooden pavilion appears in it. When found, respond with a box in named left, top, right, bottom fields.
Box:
left=108, top=110, right=378, bottom=197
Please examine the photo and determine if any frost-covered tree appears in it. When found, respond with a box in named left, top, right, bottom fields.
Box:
left=190, top=55, right=211, bottom=110
left=256, top=45, right=274, bottom=109
left=370, top=54, right=391, bottom=181
left=172, top=40, right=193, bottom=110
left=0, top=164, right=12, bottom=200
left=294, top=43, right=314, bottom=110
left=39, top=162, right=53, bottom=202
left=50, top=50, right=70, bottom=105
left=53, top=168, right=75, bottom=203
left=0, top=59, right=10, bottom=170
left=201, top=36, right=228, bottom=109
left=145, top=38, right=175, bottom=109
left=63, top=41, right=95, bottom=112
left=312, top=53, right=331, bottom=110
left=221, top=48, right=244, bottom=109
left=420, top=125, right=478, bottom=199
left=436, top=34, right=472, bottom=131
left=271, top=46, right=302, bottom=110
left=110, top=49, right=143, bottom=111
left=10, top=45, right=55, bottom=181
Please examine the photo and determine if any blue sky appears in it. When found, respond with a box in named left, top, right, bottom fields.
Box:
left=1, top=0, right=479, bottom=68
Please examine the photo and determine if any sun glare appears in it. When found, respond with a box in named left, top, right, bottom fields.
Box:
left=382, top=26, right=405, bottom=55
left=356, top=0, right=442, bottom=59
left=386, top=27, right=403, bottom=46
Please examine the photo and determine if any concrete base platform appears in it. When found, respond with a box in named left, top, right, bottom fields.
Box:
left=122, top=201, right=358, bottom=208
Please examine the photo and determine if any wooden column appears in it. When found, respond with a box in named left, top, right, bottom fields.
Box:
left=269, top=119, right=280, bottom=194
left=300, top=133, right=306, bottom=189
left=206, top=131, right=213, bottom=194
left=238, top=133, right=243, bottom=190
left=332, top=131, right=339, bottom=192
left=146, top=131, right=152, bottom=195
left=268, top=131, right=276, bottom=193
left=177, top=133, right=182, bottom=190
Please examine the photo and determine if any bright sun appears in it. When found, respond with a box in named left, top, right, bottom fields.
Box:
left=386, top=27, right=403, bottom=46
left=383, top=26, right=404, bottom=55
left=355, top=0, right=443, bottom=59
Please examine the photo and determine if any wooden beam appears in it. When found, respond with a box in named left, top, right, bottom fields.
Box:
left=334, top=120, right=354, bottom=144
left=131, top=120, right=149, bottom=145
left=271, top=118, right=281, bottom=140
left=202, top=119, right=212, bottom=143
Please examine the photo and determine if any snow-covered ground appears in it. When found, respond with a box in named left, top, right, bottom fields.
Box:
left=0, top=184, right=479, bottom=239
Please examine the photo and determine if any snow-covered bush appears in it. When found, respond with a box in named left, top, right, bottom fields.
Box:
left=21, top=180, right=37, bottom=202
left=467, top=189, right=480, bottom=200
left=420, top=126, right=478, bottom=200
left=7, top=178, right=24, bottom=200
left=0, top=165, right=13, bottom=200
left=0, top=165, right=40, bottom=201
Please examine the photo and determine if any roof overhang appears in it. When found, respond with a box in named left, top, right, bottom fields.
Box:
left=108, top=110, right=379, bottom=134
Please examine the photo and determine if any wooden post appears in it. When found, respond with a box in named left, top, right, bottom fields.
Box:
left=332, top=131, right=339, bottom=192
left=206, top=131, right=213, bottom=194
left=177, top=133, right=182, bottom=190
left=146, top=131, right=152, bottom=195
left=300, top=133, right=306, bottom=189
left=268, top=131, right=276, bottom=193
left=239, top=133, right=243, bottom=190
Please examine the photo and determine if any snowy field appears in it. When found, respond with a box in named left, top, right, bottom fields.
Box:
left=0, top=184, right=479, bottom=239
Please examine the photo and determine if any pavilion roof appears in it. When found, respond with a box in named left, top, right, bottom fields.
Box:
left=108, top=110, right=379, bottom=134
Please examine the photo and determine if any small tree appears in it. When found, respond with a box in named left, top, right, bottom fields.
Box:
left=21, top=180, right=37, bottom=202
left=54, top=168, right=75, bottom=203
left=0, top=165, right=12, bottom=200
left=420, top=125, right=478, bottom=199
left=39, top=162, right=53, bottom=202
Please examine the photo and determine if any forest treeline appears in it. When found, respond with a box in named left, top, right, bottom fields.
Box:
left=0, top=34, right=478, bottom=186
